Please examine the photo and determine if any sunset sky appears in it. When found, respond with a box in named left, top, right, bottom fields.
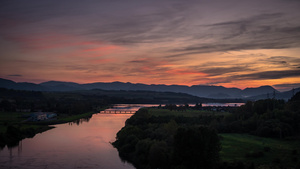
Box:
left=1, top=0, right=300, bottom=91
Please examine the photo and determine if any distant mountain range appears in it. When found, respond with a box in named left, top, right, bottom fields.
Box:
left=0, top=78, right=299, bottom=100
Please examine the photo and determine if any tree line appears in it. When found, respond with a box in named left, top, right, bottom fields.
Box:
left=112, top=92, right=300, bottom=169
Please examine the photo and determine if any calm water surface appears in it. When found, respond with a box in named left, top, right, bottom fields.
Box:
left=0, top=112, right=136, bottom=168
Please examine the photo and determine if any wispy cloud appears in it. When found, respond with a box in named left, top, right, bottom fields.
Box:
left=8, top=74, right=22, bottom=77
left=232, top=69, right=300, bottom=80
left=200, top=66, right=253, bottom=76
left=172, top=13, right=300, bottom=55
left=273, top=83, right=300, bottom=90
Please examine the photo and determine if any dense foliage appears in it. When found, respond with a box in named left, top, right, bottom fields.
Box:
left=113, top=92, right=300, bottom=169
left=112, top=108, right=221, bottom=169
left=215, top=93, right=300, bottom=139
left=0, top=88, right=109, bottom=114
left=0, top=88, right=108, bottom=148
left=160, top=93, right=300, bottom=139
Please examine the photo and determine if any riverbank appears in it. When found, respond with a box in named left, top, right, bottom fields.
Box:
left=0, top=111, right=99, bottom=149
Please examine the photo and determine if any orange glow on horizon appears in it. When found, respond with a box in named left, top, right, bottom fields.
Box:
left=166, top=69, right=208, bottom=76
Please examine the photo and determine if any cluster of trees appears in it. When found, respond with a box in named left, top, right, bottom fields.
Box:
left=163, top=103, right=237, bottom=112
left=214, top=93, right=300, bottom=138
left=0, top=88, right=109, bottom=148
left=113, top=92, right=300, bottom=169
left=163, top=103, right=202, bottom=111
left=0, top=88, right=109, bottom=114
left=112, top=108, right=221, bottom=169
left=160, top=93, right=300, bottom=139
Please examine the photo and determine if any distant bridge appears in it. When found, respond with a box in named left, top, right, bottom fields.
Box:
left=100, top=110, right=136, bottom=114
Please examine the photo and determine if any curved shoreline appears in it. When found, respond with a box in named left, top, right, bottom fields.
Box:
left=0, top=111, right=99, bottom=149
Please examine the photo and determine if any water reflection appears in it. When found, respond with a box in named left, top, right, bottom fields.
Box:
left=0, top=113, right=135, bottom=169
left=8, top=140, right=22, bottom=158
left=69, top=116, right=92, bottom=126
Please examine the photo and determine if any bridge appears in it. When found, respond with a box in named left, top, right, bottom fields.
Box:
left=100, top=110, right=136, bottom=114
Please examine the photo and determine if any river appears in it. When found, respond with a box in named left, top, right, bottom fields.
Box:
left=0, top=104, right=154, bottom=169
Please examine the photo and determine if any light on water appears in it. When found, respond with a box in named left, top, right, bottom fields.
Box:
left=0, top=113, right=135, bottom=169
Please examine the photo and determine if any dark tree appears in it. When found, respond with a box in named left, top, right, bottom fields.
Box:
left=173, top=126, right=221, bottom=169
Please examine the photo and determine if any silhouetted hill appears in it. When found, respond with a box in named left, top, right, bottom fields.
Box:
left=82, top=83, right=242, bottom=98
left=247, top=87, right=300, bottom=100
left=241, top=86, right=278, bottom=97
left=207, top=93, right=232, bottom=99
left=40, top=81, right=83, bottom=91
left=0, top=78, right=298, bottom=100
left=0, top=78, right=17, bottom=89
left=0, top=78, right=47, bottom=91
left=190, top=85, right=241, bottom=98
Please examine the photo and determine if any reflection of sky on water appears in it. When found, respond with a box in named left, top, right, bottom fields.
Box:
left=0, top=114, right=135, bottom=169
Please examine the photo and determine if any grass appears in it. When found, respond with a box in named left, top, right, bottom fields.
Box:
left=148, top=108, right=230, bottom=117
left=52, top=112, right=94, bottom=124
left=0, top=111, right=53, bottom=137
left=0, top=111, right=95, bottom=133
left=0, top=112, right=31, bottom=133
left=0, top=111, right=97, bottom=147
left=0, top=112, right=31, bottom=123
left=220, top=133, right=300, bottom=167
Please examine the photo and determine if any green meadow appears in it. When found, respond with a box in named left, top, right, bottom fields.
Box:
left=0, top=111, right=95, bottom=132
left=220, top=133, right=300, bottom=167
left=0, top=112, right=32, bottom=133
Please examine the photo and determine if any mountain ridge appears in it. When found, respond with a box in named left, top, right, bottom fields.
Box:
left=1, top=78, right=297, bottom=100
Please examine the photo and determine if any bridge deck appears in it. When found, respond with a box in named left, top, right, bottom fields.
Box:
left=100, top=110, right=136, bottom=114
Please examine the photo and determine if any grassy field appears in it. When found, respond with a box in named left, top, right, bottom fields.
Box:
left=0, top=111, right=95, bottom=133
left=220, top=133, right=300, bottom=167
left=50, top=112, right=94, bottom=124
left=0, top=111, right=97, bottom=148
left=0, top=112, right=32, bottom=133
left=148, top=108, right=230, bottom=117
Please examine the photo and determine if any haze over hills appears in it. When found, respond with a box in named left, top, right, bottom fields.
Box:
left=0, top=78, right=299, bottom=100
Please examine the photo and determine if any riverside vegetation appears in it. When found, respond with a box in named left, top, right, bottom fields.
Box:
left=0, top=87, right=241, bottom=149
left=0, top=88, right=109, bottom=148
left=113, top=92, right=300, bottom=169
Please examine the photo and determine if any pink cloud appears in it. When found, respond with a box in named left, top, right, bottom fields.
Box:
left=83, top=45, right=122, bottom=52
left=89, top=58, right=116, bottom=63
left=4, top=33, right=79, bottom=51
left=3, top=28, right=125, bottom=56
